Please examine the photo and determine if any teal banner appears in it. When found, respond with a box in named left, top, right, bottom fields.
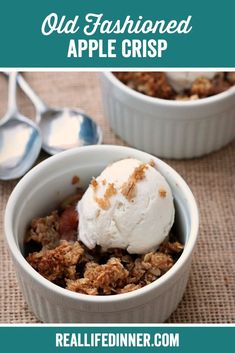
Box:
left=0, top=326, right=234, bottom=352
left=0, top=0, right=234, bottom=67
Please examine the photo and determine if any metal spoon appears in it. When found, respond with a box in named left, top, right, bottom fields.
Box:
left=0, top=72, right=42, bottom=180
left=15, top=73, right=102, bottom=155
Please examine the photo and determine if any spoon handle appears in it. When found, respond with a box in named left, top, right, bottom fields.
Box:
left=16, top=73, right=48, bottom=116
left=7, top=72, right=18, bottom=116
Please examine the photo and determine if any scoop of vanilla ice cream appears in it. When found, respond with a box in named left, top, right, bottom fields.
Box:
left=166, top=72, right=216, bottom=93
left=77, top=158, right=175, bottom=254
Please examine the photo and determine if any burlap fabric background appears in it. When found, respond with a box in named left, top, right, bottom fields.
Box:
left=0, top=72, right=234, bottom=323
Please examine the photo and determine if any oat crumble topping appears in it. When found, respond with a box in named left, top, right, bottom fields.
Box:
left=26, top=211, right=60, bottom=250
left=25, top=189, right=183, bottom=296
left=114, top=72, right=234, bottom=100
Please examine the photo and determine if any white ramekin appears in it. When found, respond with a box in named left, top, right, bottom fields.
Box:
left=4, top=145, right=199, bottom=323
left=100, top=73, right=235, bottom=159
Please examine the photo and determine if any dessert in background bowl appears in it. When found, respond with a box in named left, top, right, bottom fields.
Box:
left=114, top=72, right=235, bottom=100
left=5, top=145, right=198, bottom=322
left=100, top=72, right=235, bottom=158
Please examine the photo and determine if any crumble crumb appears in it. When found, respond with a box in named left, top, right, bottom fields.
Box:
left=149, top=159, right=156, bottom=167
left=159, top=188, right=167, bottom=198
left=121, top=182, right=136, bottom=201
left=91, top=178, right=98, bottom=189
left=161, top=241, right=184, bottom=254
left=84, top=258, right=129, bottom=294
left=104, top=183, right=117, bottom=198
left=71, top=175, right=80, bottom=185
left=26, top=211, right=60, bottom=250
left=94, top=183, right=117, bottom=210
left=66, top=278, right=98, bottom=295
left=117, top=283, right=142, bottom=294
left=121, top=164, right=147, bottom=201
left=133, top=164, right=148, bottom=181
left=94, top=196, right=110, bottom=210
left=143, top=252, right=173, bottom=273
left=191, top=77, right=213, bottom=98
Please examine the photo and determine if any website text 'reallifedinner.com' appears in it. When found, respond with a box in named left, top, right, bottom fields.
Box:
left=55, top=332, right=180, bottom=348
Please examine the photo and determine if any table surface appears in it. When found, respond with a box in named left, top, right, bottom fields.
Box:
left=0, top=72, right=234, bottom=323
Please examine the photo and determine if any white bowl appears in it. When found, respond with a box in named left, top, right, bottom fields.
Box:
left=100, top=73, right=235, bottom=159
left=4, top=145, right=199, bottom=323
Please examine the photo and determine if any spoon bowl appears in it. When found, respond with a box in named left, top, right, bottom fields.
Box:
left=15, top=73, right=102, bottom=155
left=0, top=114, right=41, bottom=180
left=39, top=108, right=102, bottom=155
left=0, top=73, right=42, bottom=180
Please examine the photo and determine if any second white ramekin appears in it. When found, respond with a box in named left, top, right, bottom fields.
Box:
left=5, top=145, right=199, bottom=323
left=100, top=73, right=235, bottom=159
